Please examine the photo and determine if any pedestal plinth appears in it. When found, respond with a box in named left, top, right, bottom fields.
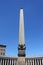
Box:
left=18, top=57, right=25, bottom=65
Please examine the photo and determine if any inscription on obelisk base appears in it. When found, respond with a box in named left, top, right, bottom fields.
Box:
left=18, top=57, right=26, bottom=65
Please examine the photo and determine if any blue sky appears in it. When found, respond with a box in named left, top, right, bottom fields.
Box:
left=0, top=0, right=43, bottom=56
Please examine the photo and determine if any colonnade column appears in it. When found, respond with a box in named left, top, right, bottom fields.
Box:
left=30, top=60, right=32, bottom=65
left=7, top=60, right=9, bottom=65
left=40, top=59, right=42, bottom=65
left=14, top=60, right=15, bottom=65
left=5, top=60, right=6, bottom=65
left=36, top=59, right=38, bottom=65
left=34, top=59, right=36, bottom=65
left=33, top=59, right=34, bottom=65
left=12, top=59, right=13, bottom=65
left=1, top=59, right=2, bottom=65
left=3, top=59, right=5, bottom=65
left=28, top=60, right=30, bottom=65
left=16, top=60, right=17, bottom=65
left=25, top=59, right=27, bottom=65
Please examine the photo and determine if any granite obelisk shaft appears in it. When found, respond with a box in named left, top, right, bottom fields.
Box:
left=19, top=9, right=25, bottom=45
left=18, top=8, right=26, bottom=57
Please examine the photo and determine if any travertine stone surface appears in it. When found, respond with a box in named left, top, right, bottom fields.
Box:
left=18, top=57, right=26, bottom=65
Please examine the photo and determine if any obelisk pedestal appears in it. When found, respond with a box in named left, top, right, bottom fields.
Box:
left=18, top=57, right=26, bottom=65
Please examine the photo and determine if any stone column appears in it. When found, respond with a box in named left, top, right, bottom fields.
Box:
left=36, top=59, right=38, bottom=65
left=8, top=59, right=10, bottom=65
left=38, top=59, right=40, bottom=65
left=7, top=59, right=9, bottom=65
left=13, top=60, right=15, bottom=65
left=33, top=59, right=34, bottom=65
left=30, top=60, right=32, bottom=65
left=35, top=59, right=36, bottom=65
left=32, top=60, right=33, bottom=65
left=40, top=59, right=42, bottom=65
left=34, top=59, right=35, bottom=65
left=10, top=59, right=12, bottom=65
left=26, top=59, right=28, bottom=65
left=37, top=59, right=39, bottom=65
left=13, top=60, right=14, bottom=65
left=25, top=59, right=27, bottom=65
left=3, top=59, right=4, bottom=65
left=28, top=59, right=30, bottom=65
left=1, top=59, right=2, bottom=65
left=15, top=60, right=17, bottom=65
left=41, top=59, right=42, bottom=65
left=13, top=59, right=14, bottom=65
left=2, top=59, right=3, bottom=65
left=5, top=60, right=6, bottom=65
left=10, top=59, right=11, bottom=65
left=17, top=60, right=18, bottom=65
left=26, top=60, right=27, bottom=65
left=27, top=60, right=28, bottom=65
left=12, top=59, right=13, bottom=65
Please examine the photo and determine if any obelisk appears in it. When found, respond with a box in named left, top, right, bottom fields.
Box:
left=18, top=8, right=26, bottom=57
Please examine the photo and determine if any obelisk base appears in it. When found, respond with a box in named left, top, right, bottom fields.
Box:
left=18, top=57, right=26, bottom=65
